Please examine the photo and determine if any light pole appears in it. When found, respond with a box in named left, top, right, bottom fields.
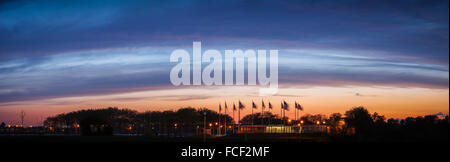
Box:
left=203, top=112, right=207, bottom=142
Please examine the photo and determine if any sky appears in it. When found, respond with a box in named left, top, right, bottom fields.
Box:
left=0, top=0, right=448, bottom=126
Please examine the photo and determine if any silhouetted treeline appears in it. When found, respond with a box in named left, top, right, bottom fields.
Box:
left=42, top=106, right=449, bottom=141
left=44, top=107, right=232, bottom=136
left=328, top=107, right=449, bottom=142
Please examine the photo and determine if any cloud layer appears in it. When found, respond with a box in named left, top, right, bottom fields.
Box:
left=0, top=0, right=448, bottom=103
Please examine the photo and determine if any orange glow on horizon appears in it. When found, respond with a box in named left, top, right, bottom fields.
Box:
left=0, top=86, right=448, bottom=126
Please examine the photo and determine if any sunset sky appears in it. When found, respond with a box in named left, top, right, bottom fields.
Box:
left=0, top=0, right=448, bottom=126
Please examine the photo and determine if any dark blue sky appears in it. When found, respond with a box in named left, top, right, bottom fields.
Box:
left=0, top=0, right=448, bottom=102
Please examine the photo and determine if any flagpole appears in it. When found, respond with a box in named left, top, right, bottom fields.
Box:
left=224, top=102, right=227, bottom=136
left=261, top=100, right=264, bottom=125
left=251, top=100, right=254, bottom=126
left=298, top=106, right=301, bottom=134
left=233, top=103, right=236, bottom=124
left=295, top=102, right=297, bottom=124
left=284, top=105, right=286, bottom=133
left=233, top=103, right=236, bottom=134
left=238, top=101, right=240, bottom=133
left=218, top=103, right=221, bottom=136
left=268, top=102, right=271, bottom=127
left=281, top=101, right=284, bottom=133
left=268, top=102, right=271, bottom=133
left=280, top=101, right=282, bottom=126
left=281, top=103, right=285, bottom=133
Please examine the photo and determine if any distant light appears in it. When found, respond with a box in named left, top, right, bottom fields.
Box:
left=209, top=123, right=213, bottom=127
left=287, top=119, right=292, bottom=123
left=316, top=121, right=320, bottom=125
left=322, top=121, right=326, bottom=124
left=300, top=120, right=304, bottom=124
left=215, top=122, right=218, bottom=125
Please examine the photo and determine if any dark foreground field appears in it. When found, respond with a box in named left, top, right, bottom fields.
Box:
left=0, top=134, right=330, bottom=143
left=0, top=133, right=445, bottom=143
left=0, top=133, right=446, bottom=161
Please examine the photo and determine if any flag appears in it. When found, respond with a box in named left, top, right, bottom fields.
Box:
left=233, top=103, right=237, bottom=111
left=219, top=103, right=222, bottom=112
left=252, top=101, right=257, bottom=109
left=268, top=102, right=273, bottom=109
left=295, top=101, right=304, bottom=111
left=238, top=100, right=245, bottom=109
left=281, top=102, right=284, bottom=109
left=262, top=100, right=266, bottom=109
left=283, top=101, right=289, bottom=111
left=298, top=104, right=304, bottom=111
left=224, top=102, right=228, bottom=110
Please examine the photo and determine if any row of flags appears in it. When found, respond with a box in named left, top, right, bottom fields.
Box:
left=215, top=100, right=305, bottom=135
left=219, top=100, right=304, bottom=112
left=218, top=100, right=305, bottom=126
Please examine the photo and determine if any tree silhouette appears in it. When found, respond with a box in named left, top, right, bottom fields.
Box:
left=327, top=113, right=344, bottom=135
left=345, top=106, right=374, bottom=137
left=300, top=114, right=326, bottom=125
left=240, top=112, right=280, bottom=125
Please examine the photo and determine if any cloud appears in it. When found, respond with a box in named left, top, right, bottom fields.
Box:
left=0, top=0, right=448, bottom=64
left=0, top=0, right=448, bottom=103
left=355, top=93, right=377, bottom=97
left=0, top=45, right=447, bottom=103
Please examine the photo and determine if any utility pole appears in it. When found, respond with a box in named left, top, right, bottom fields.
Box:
left=20, top=110, right=25, bottom=126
